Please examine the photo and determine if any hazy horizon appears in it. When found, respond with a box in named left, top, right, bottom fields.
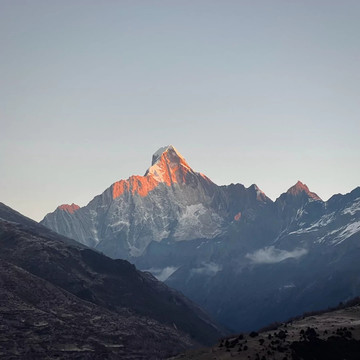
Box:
left=1, top=1, right=359, bottom=221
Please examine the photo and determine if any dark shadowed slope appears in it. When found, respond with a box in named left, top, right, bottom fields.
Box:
left=0, top=260, right=192, bottom=359
left=0, top=203, right=225, bottom=358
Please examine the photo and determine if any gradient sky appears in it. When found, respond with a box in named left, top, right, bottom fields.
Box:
left=1, top=0, right=359, bottom=221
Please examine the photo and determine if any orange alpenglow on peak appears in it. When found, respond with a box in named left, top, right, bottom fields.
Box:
left=286, top=181, right=322, bottom=201
left=57, top=203, right=80, bottom=214
left=145, top=145, right=192, bottom=183
left=112, top=145, right=205, bottom=199
left=234, top=212, right=242, bottom=221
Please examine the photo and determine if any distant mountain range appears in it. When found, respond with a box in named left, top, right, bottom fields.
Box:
left=41, top=145, right=360, bottom=332
left=0, top=202, right=224, bottom=359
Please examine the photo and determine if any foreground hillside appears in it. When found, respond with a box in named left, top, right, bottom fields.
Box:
left=0, top=260, right=192, bottom=359
left=0, top=202, right=224, bottom=359
left=170, top=300, right=360, bottom=360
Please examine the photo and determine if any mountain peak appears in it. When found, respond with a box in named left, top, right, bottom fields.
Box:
left=112, top=146, right=203, bottom=200
left=286, top=181, right=322, bottom=201
left=57, top=203, right=80, bottom=214
left=145, top=145, right=192, bottom=183
left=151, top=145, right=181, bottom=165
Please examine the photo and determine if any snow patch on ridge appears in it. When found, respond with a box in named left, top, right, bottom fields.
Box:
left=332, top=220, right=360, bottom=245
left=315, top=229, right=341, bottom=244
left=342, top=198, right=360, bottom=216
left=179, top=204, right=206, bottom=225
left=174, top=204, right=223, bottom=240
left=89, top=210, right=100, bottom=244
left=289, top=213, right=335, bottom=235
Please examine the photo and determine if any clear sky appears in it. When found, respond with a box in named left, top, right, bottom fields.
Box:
left=1, top=0, right=359, bottom=221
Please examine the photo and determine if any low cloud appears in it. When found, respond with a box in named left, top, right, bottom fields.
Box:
left=192, top=262, right=222, bottom=276
left=246, top=246, right=308, bottom=264
left=146, top=267, right=178, bottom=282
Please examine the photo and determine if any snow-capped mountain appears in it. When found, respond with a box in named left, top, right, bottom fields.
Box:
left=41, top=145, right=269, bottom=258
left=41, top=146, right=360, bottom=332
